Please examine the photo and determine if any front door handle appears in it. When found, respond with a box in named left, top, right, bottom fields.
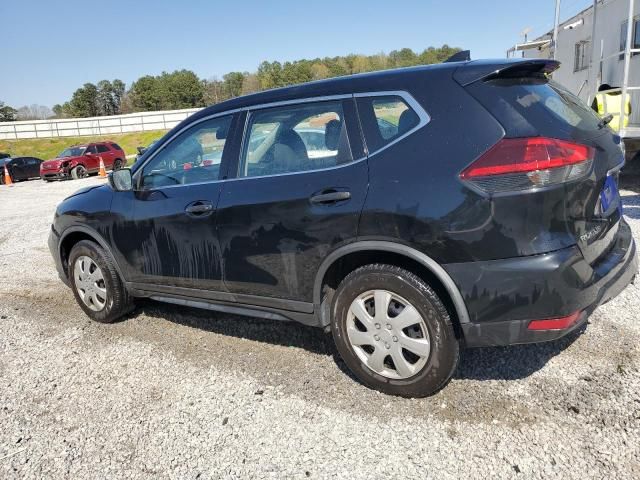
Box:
left=185, top=200, right=214, bottom=217
left=310, top=190, right=351, bottom=205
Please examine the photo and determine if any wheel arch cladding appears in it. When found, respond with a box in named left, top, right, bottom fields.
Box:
left=59, top=227, right=125, bottom=282
left=314, top=241, right=470, bottom=332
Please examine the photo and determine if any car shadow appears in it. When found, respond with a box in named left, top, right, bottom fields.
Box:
left=132, top=299, right=586, bottom=383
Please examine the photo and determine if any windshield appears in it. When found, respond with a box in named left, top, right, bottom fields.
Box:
left=58, top=146, right=86, bottom=158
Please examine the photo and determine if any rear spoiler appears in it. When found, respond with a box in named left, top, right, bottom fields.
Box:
left=444, top=50, right=471, bottom=63
left=453, top=59, right=560, bottom=86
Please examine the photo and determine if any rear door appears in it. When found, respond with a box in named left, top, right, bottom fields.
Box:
left=96, top=144, right=114, bottom=168
left=26, top=157, right=42, bottom=178
left=216, top=97, right=368, bottom=305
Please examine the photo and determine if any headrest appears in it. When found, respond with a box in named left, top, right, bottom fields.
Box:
left=398, top=109, right=419, bottom=135
left=325, top=119, right=342, bottom=150
left=216, top=123, right=229, bottom=140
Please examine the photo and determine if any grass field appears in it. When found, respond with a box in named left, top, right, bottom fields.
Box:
left=0, top=130, right=168, bottom=161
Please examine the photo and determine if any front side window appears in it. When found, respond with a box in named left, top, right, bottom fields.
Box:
left=239, top=100, right=352, bottom=178
left=140, top=115, right=232, bottom=189
left=357, top=95, right=421, bottom=153
left=85, top=145, right=97, bottom=155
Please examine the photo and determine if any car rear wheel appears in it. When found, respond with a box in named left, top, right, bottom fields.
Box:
left=331, top=264, right=459, bottom=397
left=113, top=158, right=123, bottom=170
left=71, top=165, right=87, bottom=179
left=68, top=240, right=133, bottom=323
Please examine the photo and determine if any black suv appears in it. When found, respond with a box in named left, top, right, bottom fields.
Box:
left=49, top=58, right=638, bottom=397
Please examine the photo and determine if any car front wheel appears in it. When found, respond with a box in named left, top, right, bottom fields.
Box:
left=331, top=264, right=459, bottom=397
left=71, top=165, right=87, bottom=179
left=68, top=240, right=133, bottom=323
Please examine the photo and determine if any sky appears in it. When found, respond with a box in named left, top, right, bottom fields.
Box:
left=0, top=0, right=594, bottom=108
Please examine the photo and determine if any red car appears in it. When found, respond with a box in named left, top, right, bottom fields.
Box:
left=40, top=142, right=126, bottom=181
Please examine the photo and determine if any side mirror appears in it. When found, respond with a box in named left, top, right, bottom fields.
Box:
left=108, top=168, right=133, bottom=192
left=137, top=146, right=146, bottom=155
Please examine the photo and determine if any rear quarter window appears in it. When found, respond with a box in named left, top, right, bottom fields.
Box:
left=356, top=95, right=422, bottom=153
left=110, top=143, right=123, bottom=151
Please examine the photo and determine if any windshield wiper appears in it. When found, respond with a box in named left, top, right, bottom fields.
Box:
left=598, top=113, right=614, bottom=129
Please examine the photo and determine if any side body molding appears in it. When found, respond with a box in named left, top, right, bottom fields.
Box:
left=313, top=241, right=470, bottom=324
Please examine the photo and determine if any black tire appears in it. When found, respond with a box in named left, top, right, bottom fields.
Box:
left=71, top=165, right=86, bottom=180
left=68, top=240, right=133, bottom=323
left=113, top=158, right=123, bottom=171
left=331, top=264, right=459, bottom=397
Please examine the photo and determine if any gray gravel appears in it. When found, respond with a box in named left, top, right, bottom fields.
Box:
left=0, top=177, right=639, bottom=479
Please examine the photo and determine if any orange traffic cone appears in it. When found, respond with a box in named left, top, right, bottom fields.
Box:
left=3, top=164, right=13, bottom=186
left=98, top=157, right=107, bottom=178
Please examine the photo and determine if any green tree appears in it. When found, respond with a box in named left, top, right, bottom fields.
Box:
left=112, top=79, right=126, bottom=113
left=129, top=75, right=163, bottom=111
left=69, top=83, right=99, bottom=117
left=222, top=72, right=245, bottom=98
left=161, top=70, right=205, bottom=109
left=97, top=80, right=117, bottom=116
left=0, top=101, right=17, bottom=121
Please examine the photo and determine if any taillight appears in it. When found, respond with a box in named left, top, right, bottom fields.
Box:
left=460, top=137, right=594, bottom=195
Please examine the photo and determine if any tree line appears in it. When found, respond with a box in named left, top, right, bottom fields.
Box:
left=0, top=45, right=460, bottom=121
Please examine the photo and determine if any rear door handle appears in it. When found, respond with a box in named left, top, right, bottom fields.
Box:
left=185, top=200, right=214, bottom=217
left=310, top=190, right=351, bottom=205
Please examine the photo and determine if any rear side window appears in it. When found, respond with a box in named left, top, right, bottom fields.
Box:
left=110, top=143, right=122, bottom=151
left=239, top=100, right=353, bottom=178
left=96, top=145, right=110, bottom=153
left=466, top=77, right=603, bottom=138
left=356, top=95, right=421, bottom=153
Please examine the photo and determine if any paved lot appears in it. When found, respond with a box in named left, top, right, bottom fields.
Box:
left=0, top=177, right=639, bottom=479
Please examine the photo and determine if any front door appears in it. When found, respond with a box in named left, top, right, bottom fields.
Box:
left=111, top=113, right=237, bottom=292
left=216, top=98, right=368, bottom=305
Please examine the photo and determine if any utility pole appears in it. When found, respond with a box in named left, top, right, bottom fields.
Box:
left=552, top=0, right=562, bottom=59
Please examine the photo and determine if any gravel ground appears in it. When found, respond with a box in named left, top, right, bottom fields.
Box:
left=0, top=177, right=639, bottom=479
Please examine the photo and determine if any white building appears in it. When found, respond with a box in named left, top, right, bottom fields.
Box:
left=509, top=0, right=640, bottom=130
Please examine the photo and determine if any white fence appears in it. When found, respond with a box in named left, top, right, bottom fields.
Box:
left=0, top=108, right=203, bottom=140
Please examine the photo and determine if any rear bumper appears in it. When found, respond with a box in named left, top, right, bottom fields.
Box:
left=444, top=219, right=638, bottom=347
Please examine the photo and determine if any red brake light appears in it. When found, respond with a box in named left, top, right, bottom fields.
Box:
left=527, top=311, right=582, bottom=331
left=460, top=137, right=594, bottom=194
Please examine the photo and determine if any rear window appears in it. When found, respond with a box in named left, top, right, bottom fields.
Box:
left=467, top=77, right=603, bottom=138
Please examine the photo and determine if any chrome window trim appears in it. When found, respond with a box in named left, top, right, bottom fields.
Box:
left=235, top=96, right=358, bottom=181
left=134, top=90, right=431, bottom=188
left=244, top=93, right=353, bottom=111
left=354, top=90, right=431, bottom=158
left=133, top=108, right=241, bottom=188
